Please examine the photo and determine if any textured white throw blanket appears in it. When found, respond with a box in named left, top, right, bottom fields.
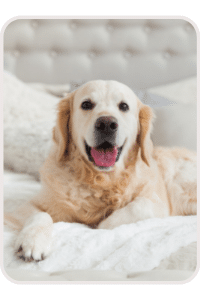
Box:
left=4, top=214, right=197, bottom=274
left=4, top=171, right=197, bottom=275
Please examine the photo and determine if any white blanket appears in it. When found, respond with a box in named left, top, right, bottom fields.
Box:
left=4, top=170, right=197, bottom=276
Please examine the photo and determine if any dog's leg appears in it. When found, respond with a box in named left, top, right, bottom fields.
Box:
left=5, top=202, right=54, bottom=262
left=14, top=210, right=53, bottom=262
left=98, top=196, right=167, bottom=230
left=170, top=161, right=197, bottom=217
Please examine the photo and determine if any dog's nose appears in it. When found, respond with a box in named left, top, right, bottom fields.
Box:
left=95, top=116, right=118, bottom=134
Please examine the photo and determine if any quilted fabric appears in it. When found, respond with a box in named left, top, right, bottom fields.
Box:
left=4, top=18, right=197, bottom=89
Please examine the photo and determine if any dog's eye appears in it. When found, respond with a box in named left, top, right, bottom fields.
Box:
left=118, top=102, right=129, bottom=112
left=81, top=100, right=95, bottom=110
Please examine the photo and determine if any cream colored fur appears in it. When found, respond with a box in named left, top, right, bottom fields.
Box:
left=5, top=80, right=197, bottom=262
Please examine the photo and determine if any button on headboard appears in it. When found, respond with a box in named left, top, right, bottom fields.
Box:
left=4, top=18, right=197, bottom=89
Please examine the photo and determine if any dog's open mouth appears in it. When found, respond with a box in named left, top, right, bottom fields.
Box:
left=85, top=141, right=124, bottom=168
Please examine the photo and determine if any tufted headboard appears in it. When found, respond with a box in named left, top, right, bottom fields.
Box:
left=3, top=18, right=197, bottom=90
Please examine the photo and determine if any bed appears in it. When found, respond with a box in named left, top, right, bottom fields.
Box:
left=3, top=18, right=197, bottom=282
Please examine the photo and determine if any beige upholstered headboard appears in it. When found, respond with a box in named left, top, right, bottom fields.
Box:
left=3, top=18, right=197, bottom=90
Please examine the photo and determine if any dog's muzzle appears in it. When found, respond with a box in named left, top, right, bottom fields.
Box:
left=94, top=116, right=118, bottom=145
left=84, top=116, right=124, bottom=169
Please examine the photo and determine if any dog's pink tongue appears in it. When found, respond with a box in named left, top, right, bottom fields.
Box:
left=91, top=147, right=118, bottom=167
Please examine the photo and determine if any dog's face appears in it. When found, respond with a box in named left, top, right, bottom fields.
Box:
left=72, top=80, right=139, bottom=171
left=53, top=80, right=153, bottom=171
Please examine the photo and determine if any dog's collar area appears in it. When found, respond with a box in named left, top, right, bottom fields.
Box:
left=84, top=140, right=123, bottom=169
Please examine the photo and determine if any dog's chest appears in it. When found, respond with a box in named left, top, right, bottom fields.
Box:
left=57, top=168, right=140, bottom=226
left=65, top=176, right=133, bottom=211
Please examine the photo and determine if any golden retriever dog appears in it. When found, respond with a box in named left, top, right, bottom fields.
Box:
left=5, top=80, right=197, bottom=262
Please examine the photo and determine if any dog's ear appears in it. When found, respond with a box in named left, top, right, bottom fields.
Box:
left=53, top=92, right=74, bottom=163
left=137, top=103, right=154, bottom=166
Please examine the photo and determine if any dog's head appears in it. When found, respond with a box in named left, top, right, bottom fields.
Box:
left=53, top=80, right=154, bottom=171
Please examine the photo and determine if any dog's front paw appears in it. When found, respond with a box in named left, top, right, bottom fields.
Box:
left=98, top=203, right=135, bottom=229
left=98, top=213, right=122, bottom=230
left=15, top=212, right=53, bottom=262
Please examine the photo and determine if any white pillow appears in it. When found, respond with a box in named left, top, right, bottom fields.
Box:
left=152, top=102, right=196, bottom=150
left=147, top=77, right=197, bottom=151
left=4, top=72, right=60, bottom=179
left=148, top=77, right=197, bottom=105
